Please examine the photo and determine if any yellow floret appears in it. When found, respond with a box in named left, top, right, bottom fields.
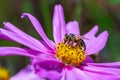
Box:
left=0, top=67, right=10, bottom=80
left=56, top=43, right=86, bottom=66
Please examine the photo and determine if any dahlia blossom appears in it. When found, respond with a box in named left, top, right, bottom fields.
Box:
left=0, top=4, right=120, bottom=80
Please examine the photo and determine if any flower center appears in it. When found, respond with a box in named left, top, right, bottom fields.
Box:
left=55, top=34, right=86, bottom=66
left=0, top=67, right=10, bottom=80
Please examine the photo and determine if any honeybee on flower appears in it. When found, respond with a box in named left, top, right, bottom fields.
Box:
left=0, top=4, right=120, bottom=80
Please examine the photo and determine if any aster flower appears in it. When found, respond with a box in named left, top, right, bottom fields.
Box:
left=0, top=4, right=120, bottom=80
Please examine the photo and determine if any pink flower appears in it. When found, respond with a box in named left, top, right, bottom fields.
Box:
left=0, top=4, right=120, bottom=80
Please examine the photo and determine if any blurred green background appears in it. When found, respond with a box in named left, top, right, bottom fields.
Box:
left=0, top=0, right=120, bottom=76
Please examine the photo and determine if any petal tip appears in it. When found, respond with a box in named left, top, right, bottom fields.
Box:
left=58, top=4, right=63, bottom=8
left=73, top=20, right=78, bottom=24
left=54, top=5, right=58, bottom=10
left=54, top=4, right=63, bottom=12
left=103, top=30, right=109, bottom=36
left=21, top=13, right=29, bottom=18
left=55, top=4, right=62, bottom=7
left=3, top=22, right=6, bottom=25
left=3, top=22, right=9, bottom=25
left=93, top=25, right=99, bottom=30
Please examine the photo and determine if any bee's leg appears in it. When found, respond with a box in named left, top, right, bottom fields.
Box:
left=63, top=38, right=67, bottom=43
left=77, top=42, right=81, bottom=48
left=63, top=34, right=67, bottom=42
left=80, top=39, right=86, bottom=50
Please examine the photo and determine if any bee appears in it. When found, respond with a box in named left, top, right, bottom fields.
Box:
left=63, top=33, right=86, bottom=51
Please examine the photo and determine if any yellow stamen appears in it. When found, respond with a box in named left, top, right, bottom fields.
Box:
left=56, top=43, right=86, bottom=66
left=0, top=67, right=10, bottom=80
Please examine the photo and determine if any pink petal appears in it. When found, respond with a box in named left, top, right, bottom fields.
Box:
left=35, top=67, right=62, bottom=80
left=30, top=54, right=63, bottom=80
left=84, top=56, right=94, bottom=63
left=53, top=5, right=66, bottom=43
left=57, top=5, right=66, bottom=41
left=0, top=31, right=12, bottom=40
left=61, top=68, right=93, bottom=80
left=21, top=13, right=55, bottom=50
left=32, top=55, right=62, bottom=71
left=65, top=69, right=78, bottom=80
left=84, top=26, right=109, bottom=55
left=83, top=67, right=120, bottom=80
left=71, top=68, right=93, bottom=80
left=0, top=47, right=38, bottom=57
left=66, top=21, right=80, bottom=35
left=84, top=25, right=98, bottom=39
left=39, top=40, right=56, bottom=53
left=0, top=28, right=48, bottom=53
left=82, top=65, right=120, bottom=79
left=60, top=69, right=66, bottom=80
left=84, top=71, right=120, bottom=80
left=83, top=65, right=120, bottom=75
left=87, top=62, right=120, bottom=68
left=86, top=31, right=108, bottom=55
left=3, top=22, right=51, bottom=52
left=31, top=53, right=57, bottom=65
left=10, top=65, right=43, bottom=80
left=53, top=5, right=61, bottom=43
left=34, top=60, right=63, bottom=80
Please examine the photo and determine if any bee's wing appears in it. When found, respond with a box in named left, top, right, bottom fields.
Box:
left=78, top=35, right=89, bottom=40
